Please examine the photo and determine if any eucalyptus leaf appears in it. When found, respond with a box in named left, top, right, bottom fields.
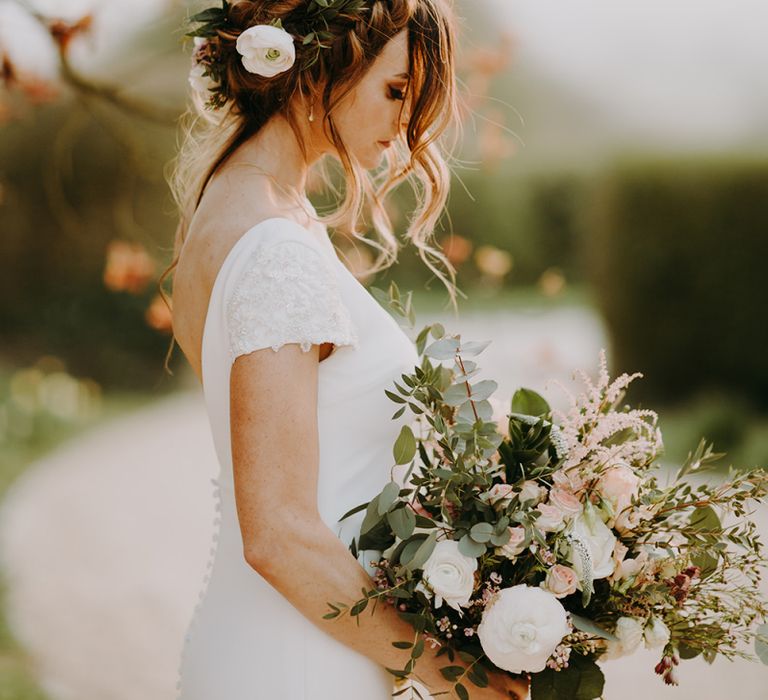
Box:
left=511, top=388, right=551, bottom=417
left=387, top=506, right=417, bottom=540
left=469, top=379, right=498, bottom=402
left=444, top=383, right=471, bottom=407
left=570, top=614, right=618, bottom=642
left=690, top=505, right=721, bottom=531
left=406, top=531, right=438, bottom=571
left=470, top=522, right=494, bottom=543
left=393, top=425, right=417, bottom=465
left=459, top=340, right=492, bottom=357
left=359, top=496, right=382, bottom=535
left=377, top=481, right=401, bottom=515
left=425, top=337, right=460, bottom=360
left=458, top=533, right=486, bottom=558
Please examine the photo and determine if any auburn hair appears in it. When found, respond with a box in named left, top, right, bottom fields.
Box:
left=160, top=0, right=463, bottom=370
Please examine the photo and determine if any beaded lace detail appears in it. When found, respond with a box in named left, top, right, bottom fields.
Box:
left=174, top=476, right=222, bottom=699
left=226, top=239, right=358, bottom=362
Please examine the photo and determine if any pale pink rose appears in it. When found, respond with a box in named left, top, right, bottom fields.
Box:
left=549, top=488, right=582, bottom=519
left=535, top=503, right=565, bottom=533
left=496, top=526, right=526, bottom=559
left=487, top=483, right=516, bottom=507
left=552, top=468, right=586, bottom=496
left=597, top=463, right=641, bottom=526
left=542, top=565, right=578, bottom=598
left=519, top=480, right=546, bottom=505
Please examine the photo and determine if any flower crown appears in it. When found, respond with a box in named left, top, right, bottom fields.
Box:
left=185, top=0, right=369, bottom=111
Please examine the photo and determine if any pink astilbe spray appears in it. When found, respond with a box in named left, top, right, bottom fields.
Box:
left=550, top=349, right=664, bottom=476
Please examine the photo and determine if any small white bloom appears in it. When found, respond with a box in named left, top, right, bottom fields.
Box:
left=188, top=63, right=214, bottom=94
left=569, top=504, right=617, bottom=585
left=644, top=616, right=671, bottom=649
left=604, top=617, right=645, bottom=659
left=477, top=584, right=571, bottom=673
left=236, top=24, right=296, bottom=78
left=421, top=540, right=477, bottom=615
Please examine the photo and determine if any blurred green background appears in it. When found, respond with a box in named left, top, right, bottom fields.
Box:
left=1, top=0, right=767, bottom=697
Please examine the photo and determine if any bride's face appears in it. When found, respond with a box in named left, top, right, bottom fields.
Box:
left=328, top=30, right=412, bottom=170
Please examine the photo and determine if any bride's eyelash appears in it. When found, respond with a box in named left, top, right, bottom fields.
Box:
left=388, top=86, right=406, bottom=101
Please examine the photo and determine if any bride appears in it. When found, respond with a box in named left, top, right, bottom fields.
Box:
left=164, top=1, right=528, bottom=698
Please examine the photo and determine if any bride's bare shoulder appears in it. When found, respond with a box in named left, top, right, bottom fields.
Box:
left=171, top=174, right=295, bottom=378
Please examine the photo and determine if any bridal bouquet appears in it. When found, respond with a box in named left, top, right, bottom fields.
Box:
left=324, top=288, right=768, bottom=700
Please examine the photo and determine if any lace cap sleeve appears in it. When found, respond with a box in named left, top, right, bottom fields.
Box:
left=225, top=238, right=358, bottom=363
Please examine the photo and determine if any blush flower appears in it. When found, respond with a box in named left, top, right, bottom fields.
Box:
left=541, top=565, right=578, bottom=599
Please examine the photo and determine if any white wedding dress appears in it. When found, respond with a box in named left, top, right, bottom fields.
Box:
left=174, top=211, right=422, bottom=699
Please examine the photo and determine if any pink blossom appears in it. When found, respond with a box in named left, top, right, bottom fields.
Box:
left=542, top=565, right=579, bottom=598
left=487, top=483, right=515, bottom=507
left=535, top=503, right=565, bottom=533
left=549, top=488, right=583, bottom=519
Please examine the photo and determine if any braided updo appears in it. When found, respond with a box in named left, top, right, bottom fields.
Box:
left=164, top=0, right=461, bottom=338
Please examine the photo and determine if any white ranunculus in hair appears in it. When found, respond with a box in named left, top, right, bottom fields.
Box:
left=421, top=539, right=477, bottom=615
left=644, top=616, right=671, bottom=649
left=236, top=24, right=296, bottom=77
left=477, top=584, right=570, bottom=673
left=603, top=617, right=645, bottom=659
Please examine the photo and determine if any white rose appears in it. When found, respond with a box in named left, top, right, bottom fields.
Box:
left=603, top=617, right=644, bottom=659
left=495, top=526, right=526, bottom=560
left=477, top=584, right=571, bottom=673
left=541, top=565, right=578, bottom=599
left=236, top=24, right=296, bottom=77
left=535, top=503, right=565, bottom=533
left=421, top=539, right=477, bottom=615
left=597, top=463, right=640, bottom=526
left=519, top=480, right=545, bottom=505
left=569, top=504, right=617, bottom=586
left=644, top=616, right=671, bottom=649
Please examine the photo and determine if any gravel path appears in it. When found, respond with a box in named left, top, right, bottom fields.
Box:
left=0, top=307, right=765, bottom=699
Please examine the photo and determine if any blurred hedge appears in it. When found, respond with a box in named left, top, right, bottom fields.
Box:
left=585, top=157, right=768, bottom=408
left=0, top=101, right=183, bottom=390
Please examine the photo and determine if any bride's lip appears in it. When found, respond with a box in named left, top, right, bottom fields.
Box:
left=378, top=140, right=392, bottom=148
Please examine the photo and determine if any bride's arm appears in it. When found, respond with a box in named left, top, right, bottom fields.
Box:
left=229, top=343, right=467, bottom=695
